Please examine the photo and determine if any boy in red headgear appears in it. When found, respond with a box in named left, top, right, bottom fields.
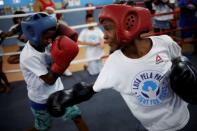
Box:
left=47, top=3, right=197, bottom=131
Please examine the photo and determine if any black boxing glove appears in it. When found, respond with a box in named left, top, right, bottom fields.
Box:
left=47, top=82, right=95, bottom=117
left=170, top=56, right=197, bottom=104
left=47, top=90, right=70, bottom=117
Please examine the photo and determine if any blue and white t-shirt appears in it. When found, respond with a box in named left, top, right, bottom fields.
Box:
left=93, top=35, right=189, bottom=131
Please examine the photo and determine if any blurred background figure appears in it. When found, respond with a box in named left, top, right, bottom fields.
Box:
left=144, top=0, right=155, bottom=14
left=1, top=11, right=27, bottom=65
left=62, top=0, right=69, bottom=9
left=152, top=0, right=175, bottom=33
left=78, top=14, right=104, bottom=75
left=33, top=0, right=56, bottom=12
left=86, top=2, right=94, bottom=15
left=178, top=0, right=197, bottom=54
left=0, top=30, right=11, bottom=93
left=45, top=6, right=55, bottom=14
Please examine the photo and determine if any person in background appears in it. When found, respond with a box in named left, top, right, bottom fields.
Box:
left=85, top=2, right=94, bottom=15
left=78, top=14, right=105, bottom=75
left=33, top=0, right=56, bottom=12
left=62, top=0, right=69, bottom=9
left=20, top=12, right=89, bottom=131
left=2, top=10, right=27, bottom=64
left=144, top=0, right=155, bottom=14
left=45, top=6, right=56, bottom=19
left=152, top=0, right=174, bottom=33
left=178, top=0, right=197, bottom=54
left=0, top=30, right=11, bottom=93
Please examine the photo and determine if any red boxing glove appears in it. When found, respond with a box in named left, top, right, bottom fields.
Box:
left=58, top=24, right=78, bottom=42
left=50, top=36, right=79, bottom=75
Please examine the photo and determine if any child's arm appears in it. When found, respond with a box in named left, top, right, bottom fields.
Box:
left=78, top=41, right=99, bottom=46
left=47, top=82, right=95, bottom=117
left=2, top=24, right=20, bottom=38
left=39, top=72, right=59, bottom=85
left=40, top=36, right=79, bottom=85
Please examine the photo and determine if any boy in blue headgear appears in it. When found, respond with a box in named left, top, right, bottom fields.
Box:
left=20, top=12, right=89, bottom=131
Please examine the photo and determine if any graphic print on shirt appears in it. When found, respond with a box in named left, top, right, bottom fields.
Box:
left=155, top=54, right=164, bottom=64
left=88, top=34, right=98, bottom=42
left=131, top=70, right=171, bottom=106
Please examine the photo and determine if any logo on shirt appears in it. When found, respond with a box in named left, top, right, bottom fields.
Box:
left=131, top=70, right=171, bottom=106
left=89, top=35, right=98, bottom=42
left=156, top=54, right=163, bottom=64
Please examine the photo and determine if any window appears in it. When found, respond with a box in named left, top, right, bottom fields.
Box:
left=0, top=0, right=4, bottom=5
left=13, top=0, right=20, bottom=4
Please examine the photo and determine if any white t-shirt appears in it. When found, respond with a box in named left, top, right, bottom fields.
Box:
left=78, top=27, right=104, bottom=75
left=152, top=4, right=173, bottom=21
left=78, top=27, right=104, bottom=59
left=93, top=35, right=189, bottom=131
left=20, top=42, right=64, bottom=104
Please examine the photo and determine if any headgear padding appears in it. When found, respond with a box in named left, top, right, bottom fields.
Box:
left=21, top=12, right=57, bottom=46
left=99, top=4, right=152, bottom=44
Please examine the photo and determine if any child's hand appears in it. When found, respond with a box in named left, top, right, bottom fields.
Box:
left=50, top=36, right=79, bottom=75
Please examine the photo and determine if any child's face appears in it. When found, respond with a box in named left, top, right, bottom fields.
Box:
left=86, top=17, right=94, bottom=29
left=102, top=19, right=120, bottom=52
left=86, top=17, right=94, bottom=24
left=41, top=28, right=56, bottom=47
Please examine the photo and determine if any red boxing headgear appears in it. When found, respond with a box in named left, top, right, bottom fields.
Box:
left=99, top=4, right=152, bottom=44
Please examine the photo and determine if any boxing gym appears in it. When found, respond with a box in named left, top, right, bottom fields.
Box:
left=0, top=0, right=197, bottom=131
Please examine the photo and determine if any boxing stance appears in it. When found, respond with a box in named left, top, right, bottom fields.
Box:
left=20, top=13, right=88, bottom=131
left=48, top=3, right=196, bottom=131
left=47, top=56, right=197, bottom=116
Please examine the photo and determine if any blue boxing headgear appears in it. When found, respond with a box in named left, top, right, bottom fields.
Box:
left=21, top=12, right=57, bottom=46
